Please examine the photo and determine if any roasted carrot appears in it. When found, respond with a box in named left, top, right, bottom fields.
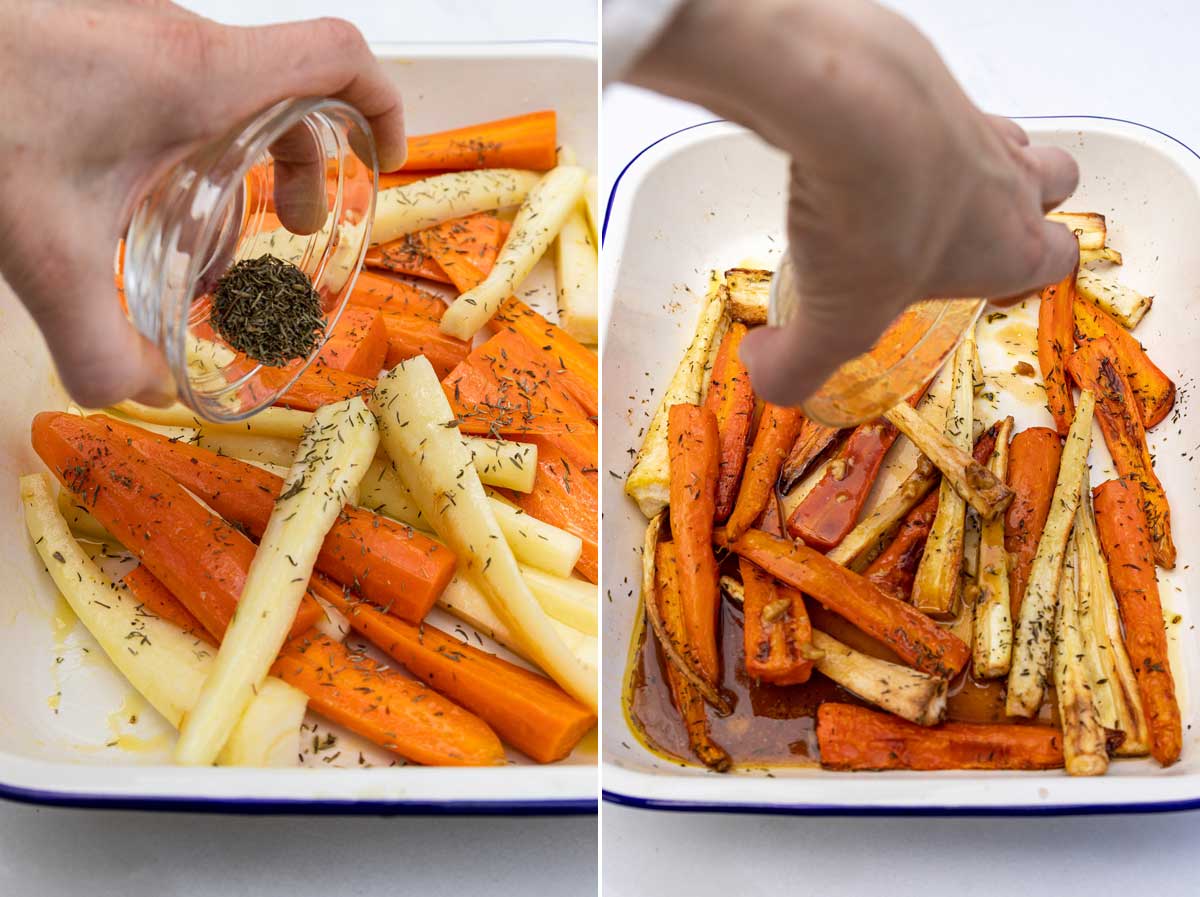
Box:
left=779, top=418, right=841, bottom=493
left=1073, top=299, right=1175, bottom=428
left=315, top=306, right=389, bottom=377
left=739, top=557, right=814, bottom=685
left=272, top=632, right=505, bottom=766
left=1004, top=427, right=1063, bottom=617
left=31, top=412, right=322, bottom=641
left=816, top=703, right=1065, bottom=771
left=703, top=323, right=755, bottom=522
left=315, top=577, right=595, bottom=763
left=1067, top=338, right=1175, bottom=568
left=123, top=565, right=216, bottom=647
left=380, top=312, right=471, bottom=379
left=725, top=404, right=805, bottom=542
left=1038, top=267, right=1078, bottom=435
left=1093, top=478, right=1182, bottom=766
left=350, top=270, right=448, bottom=320
left=667, top=404, right=722, bottom=684
left=728, top=529, right=970, bottom=677
left=402, top=110, right=557, bottom=171
left=93, top=415, right=456, bottom=621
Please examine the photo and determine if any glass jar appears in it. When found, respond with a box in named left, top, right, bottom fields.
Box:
left=768, top=253, right=984, bottom=427
left=121, top=97, right=378, bottom=421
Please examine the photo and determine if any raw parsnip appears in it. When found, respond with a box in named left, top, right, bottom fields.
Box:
left=583, top=175, right=599, bottom=243
left=519, top=564, right=597, bottom=636
left=196, top=431, right=299, bottom=468
left=372, top=169, right=540, bottom=244
left=973, top=416, right=1014, bottom=678
left=462, top=436, right=538, bottom=492
left=215, top=678, right=309, bottom=768
left=112, top=401, right=311, bottom=441
left=554, top=202, right=599, bottom=344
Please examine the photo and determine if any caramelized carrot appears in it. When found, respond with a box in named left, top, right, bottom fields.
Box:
left=725, top=405, right=805, bottom=541
left=729, top=529, right=970, bottom=677
left=315, top=306, right=389, bottom=377
left=1074, top=299, right=1175, bottom=428
left=1067, top=338, right=1175, bottom=568
left=1093, top=478, right=1182, bottom=766
left=1038, top=267, right=1077, bottom=435
left=402, top=111, right=557, bottom=171
left=123, top=565, right=216, bottom=647
left=1004, top=427, right=1063, bottom=616
left=94, top=415, right=456, bottom=621
left=779, top=418, right=840, bottom=493
left=31, top=413, right=322, bottom=641
left=350, top=270, right=447, bottom=319
left=272, top=632, right=505, bottom=766
left=667, top=404, right=722, bottom=684
left=380, top=312, right=471, bottom=379
left=816, top=703, right=1065, bottom=771
left=739, top=557, right=814, bottom=685
left=703, top=323, right=756, bottom=521
left=315, top=577, right=594, bottom=763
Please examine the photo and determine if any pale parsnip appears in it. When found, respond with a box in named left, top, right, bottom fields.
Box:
left=1047, top=211, right=1106, bottom=250
left=1079, top=247, right=1123, bottom=266
left=554, top=203, right=599, bottom=344
left=373, top=169, right=540, bottom=244
left=112, top=401, right=311, bottom=441
left=973, top=416, right=1015, bottom=679
left=519, top=564, right=597, bottom=636
left=359, top=457, right=427, bottom=529
left=175, top=398, right=379, bottom=766
left=215, top=678, right=309, bottom=768
left=489, top=492, right=583, bottom=578
left=196, top=431, right=299, bottom=468
left=462, top=436, right=538, bottom=492
left=1076, top=266, right=1153, bottom=329
left=371, top=357, right=597, bottom=710
left=582, top=174, right=599, bottom=244
left=440, top=166, right=588, bottom=339
left=56, top=486, right=119, bottom=546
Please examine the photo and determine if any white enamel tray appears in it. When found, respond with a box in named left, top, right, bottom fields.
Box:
left=601, top=116, right=1200, bottom=814
left=0, top=41, right=597, bottom=814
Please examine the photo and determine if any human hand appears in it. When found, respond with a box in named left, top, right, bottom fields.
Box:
left=627, top=0, right=1079, bottom=405
left=0, top=1, right=405, bottom=407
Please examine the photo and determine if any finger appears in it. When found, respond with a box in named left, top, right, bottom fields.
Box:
left=987, top=115, right=1029, bottom=146
left=269, top=123, right=328, bottom=235
left=1024, top=144, right=1079, bottom=210
left=1023, top=219, right=1080, bottom=289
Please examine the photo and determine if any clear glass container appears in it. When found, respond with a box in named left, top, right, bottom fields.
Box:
left=768, top=253, right=984, bottom=428
left=121, top=97, right=377, bottom=421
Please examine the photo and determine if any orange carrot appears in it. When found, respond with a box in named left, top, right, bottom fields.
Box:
left=272, top=632, right=505, bottom=766
left=402, top=111, right=557, bottom=171
left=1067, top=338, right=1175, bottom=568
left=380, top=312, right=471, bottom=379
left=1038, top=267, right=1077, bottom=435
left=729, top=529, right=970, bottom=677
left=315, top=577, right=595, bottom=763
left=816, top=703, right=1065, bottom=771
left=779, top=418, right=841, bottom=493
left=364, top=232, right=449, bottom=283
left=703, top=323, right=756, bottom=522
left=272, top=365, right=374, bottom=412
left=350, top=270, right=447, bottom=319
left=667, top=404, right=722, bottom=684
left=1004, top=426, right=1063, bottom=617
left=123, top=565, right=216, bottom=647
left=1073, top=299, right=1175, bottom=428
left=725, top=405, right=805, bottom=542
left=94, top=415, right=456, bottom=622
left=1093, top=478, right=1182, bottom=766
left=378, top=170, right=452, bottom=191
left=739, top=557, right=814, bottom=685
left=315, top=306, right=389, bottom=377
left=31, top=413, right=321, bottom=641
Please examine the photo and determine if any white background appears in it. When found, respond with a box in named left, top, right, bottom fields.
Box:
left=602, top=2, right=1200, bottom=897
left=0, top=3, right=597, bottom=897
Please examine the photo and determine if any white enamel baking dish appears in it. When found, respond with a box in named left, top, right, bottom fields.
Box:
left=0, top=41, right=597, bottom=813
left=601, top=116, right=1200, bottom=814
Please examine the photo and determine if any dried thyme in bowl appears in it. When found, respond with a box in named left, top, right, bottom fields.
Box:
left=210, top=254, right=325, bottom=367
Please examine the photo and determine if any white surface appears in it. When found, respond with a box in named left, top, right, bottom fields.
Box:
left=0, top=3, right=597, bottom=897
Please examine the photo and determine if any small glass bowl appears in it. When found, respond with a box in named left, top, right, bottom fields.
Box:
left=121, top=97, right=377, bottom=421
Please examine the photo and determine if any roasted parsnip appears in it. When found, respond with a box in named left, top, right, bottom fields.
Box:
left=723, top=267, right=771, bottom=325
left=1076, top=266, right=1152, bottom=329
left=973, top=416, right=1014, bottom=678
left=1047, top=211, right=1106, bottom=250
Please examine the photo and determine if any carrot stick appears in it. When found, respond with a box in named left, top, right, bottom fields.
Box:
left=1067, top=338, right=1175, bottom=568
left=1004, top=426, right=1063, bottom=617
left=739, top=557, right=814, bottom=685
left=123, top=565, right=216, bottom=647
left=401, top=110, right=557, bottom=171
left=380, top=312, right=471, bottom=379
left=31, top=412, right=322, bottom=641
left=364, top=232, right=450, bottom=283
left=272, top=632, right=505, bottom=766
left=93, top=415, right=456, bottom=621
left=703, top=323, right=756, bottom=521
left=725, top=404, right=805, bottom=541
left=1038, top=267, right=1078, bottom=435
left=349, top=270, right=448, bottom=319
left=816, top=703, right=1065, bottom=771
left=270, top=365, right=374, bottom=412
left=1073, top=299, right=1175, bottom=428
left=314, top=576, right=595, bottom=763
left=315, top=306, right=389, bottom=377
left=420, top=212, right=504, bottom=277
left=667, top=404, right=722, bottom=684
left=1093, top=478, right=1182, bottom=766
left=728, top=529, right=970, bottom=677
left=779, top=418, right=841, bottom=493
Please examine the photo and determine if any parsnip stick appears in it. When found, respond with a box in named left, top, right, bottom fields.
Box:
left=112, top=401, right=312, bottom=440
left=216, top=678, right=310, bottom=768
left=724, top=268, right=772, bottom=326
left=520, top=565, right=597, bottom=636
left=554, top=202, right=599, bottom=344
left=463, top=436, right=538, bottom=492
left=583, top=175, right=599, bottom=244
left=196, top=431, right=298, bottom=468
left=1047, top=211, right=1106, bottom=250
left=825, top=455, right=939, bottom=569
left=372, top=169, right=540, bottom=244
left=1079, top=247, right=1123, bottom=266
left=1076, top=267, right=1153, bottom=330
left=973, top=416, right=1015, bottom=678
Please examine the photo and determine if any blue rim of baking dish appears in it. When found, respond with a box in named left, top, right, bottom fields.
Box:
left=601, top=113, right=1200, bottom=816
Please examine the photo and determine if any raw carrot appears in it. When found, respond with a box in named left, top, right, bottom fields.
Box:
left=739, top=556, right=814, bottom=685
left=1093, top=478, right=1182, bottom=766
left=1004, top=427, right=1063, bottom=617
left=728, top=529, right=970, bottom=678
left=272, top=632, right=505, bottom=766
left=816, top=703, right=1065, bottom=771
left=402, top=111, right=557, bottom=171
left=703, top=323, right=755, bottom=522
left=420, top=212, right=504, bottom=279
left=1073, top=299, right=1175, bottom=428
left=350, top=270, right=448, bottom=319
left=725, top=404, right=805, bottom=542
left=315, top=576, right=595, bottom=763
left=93, top=415, right=456, bottom=622
left=667, top=404, right=722, bottom=684
left=1067, top=338, right=1175, bottom=568
left=315, top=306, right=389, bottom=377
left=779, top=418, right=841, bottom=493
left=380, top=312, right=471, bottom=379
left=1038, top=267, right=1078, bottom=435
left=272, top=365, right=375, bottom=412
left=123, top=565, right=216, bottom=647
left=364, top=232, right=449, bottom=282
left=31, top=412, right=322, bottom=641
